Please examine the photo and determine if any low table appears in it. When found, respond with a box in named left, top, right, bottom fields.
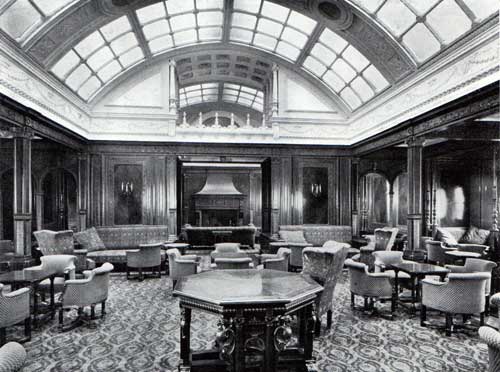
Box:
left=390, top=262, right=449, bottom=313
left=0, top=269, right=57, bottom=327
left=173, top=269, right=323, bottom=372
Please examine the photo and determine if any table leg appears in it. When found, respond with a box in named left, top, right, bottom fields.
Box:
left=393, top=270, right=399, bottom=312
left=179, top=306, right=191, bottom=369
left=264, top=310, right=275, bottom=372
left=50, top=276, right=55, bottom=320
left=33, top=283, right=38, bottom=328
left=233, top=313, right=245, bottom=372
left=304, top=303, right=315, bottom=362
left=298, top=307, right=306, bottom=345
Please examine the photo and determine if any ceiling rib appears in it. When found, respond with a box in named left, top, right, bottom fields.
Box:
left=222, top=0, right=234, bottom=43
left=295, top=24, right=325, bottom=67
left=127, top=11, right=152, bottom=60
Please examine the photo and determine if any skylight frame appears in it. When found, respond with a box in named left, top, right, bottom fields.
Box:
left=222, top=83, right=264, bottom=111
left=50, top=15, right=145, bottom=101
left=179, top=82, right=221, bottom=108
left=229, top=0, right=318, bottom=63
left=136, top=0, right=224, bottom=56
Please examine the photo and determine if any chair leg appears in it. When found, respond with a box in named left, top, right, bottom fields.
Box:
left=101, top=301, right=106, bottom=317
left=350, top=292, right=355, bottom=309
left=485, top=295, right=490, bottom=316
left=480, top=312, right=485, bottom=326
left=0, top=327, right=6, bottom=346
left=420, top=305, right=427, bottom=327
left=91, top=304, right=96, bottom=320
left=126, top=267, right=130, bottom=280
left=326, top=310, right=332, bottom=329
left=445, top=313, right=453, bottom=336
left=314, top=317, right=321, bottom=337
left=139, top=268, right=143, bottom=281
left=59, top=308, right=64, bottom=327
left=364, top=297, right=368, bottom=311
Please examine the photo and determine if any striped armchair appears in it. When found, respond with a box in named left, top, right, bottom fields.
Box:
left=421, top=272, right=489, bottom=336
left=166, top=249, right=200, bottom=289
left=126, top=243, right=162, bottom=281
left=59, top=262, right=114, bottom=331
left=479, top=326, right=500, bottom=372
left=211, top=257, right=254, bottom=270
left=0, top=342, right=26, bottom=371
left=0, top=284, right=30, bottom=346
left=260, top=248, right=291, bottom=271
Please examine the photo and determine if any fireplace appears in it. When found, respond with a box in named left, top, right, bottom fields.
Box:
left=192, top=173, right=245, bottom=226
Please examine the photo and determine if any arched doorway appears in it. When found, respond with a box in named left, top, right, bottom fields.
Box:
left=41, top=169, right=77, bottom=231
left=359, top=172, right=390, bottom=233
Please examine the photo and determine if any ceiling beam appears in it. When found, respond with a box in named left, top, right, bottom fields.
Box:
left=295, top=24, right=325, bottom=67
left=222, top=0, right=234, bottom=43
left=127, top=11, right=152, bottom=60
left=424, top=124, right=500, bottom=141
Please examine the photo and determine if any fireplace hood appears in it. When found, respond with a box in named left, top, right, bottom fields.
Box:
left=195, top=173, right=243, bottom=196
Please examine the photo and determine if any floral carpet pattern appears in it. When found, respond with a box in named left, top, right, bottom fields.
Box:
left=13, top=269, right=489, bottom=372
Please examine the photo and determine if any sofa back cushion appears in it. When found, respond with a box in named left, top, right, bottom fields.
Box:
left=435, top=227, right=460, bottom=246
left=74, top=227, right=106, bottom=252
left=279, top=225, right=352, bottom=246
left=34, top=230, right=74, bottom=255
left=96, top=225, right=169, bottom=250
left=460, top=226, right=490, bottom=245
left=279, top=230, right=307, bottom=244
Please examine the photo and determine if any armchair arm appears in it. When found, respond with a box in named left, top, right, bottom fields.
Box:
left=262, top=257, right=284, bottom=264
left=23, top=264, right=43, bottom=271
left=3, top=287, right=30, bottom=298
left=491, top=293, right=500, bottom=307
left=260, top=253, right=279, bottom=261
left=73, top=249, right=88, bottom=255
left=445, top=264, right=468, bottom=273
left=0, top=342, right=26, bottom=372
left=421, top=278, right=447, bottom=286
left=175, top=258, right=198, bottom=264
left=479, top=326, right=500, bottom=348
left=64, top=276, right=93, bottom=286
left=182, top=254, right=200, bottom=261
left=457, top=243, right=489, bottom=255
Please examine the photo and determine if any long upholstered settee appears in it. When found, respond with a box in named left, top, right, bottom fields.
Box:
left=274, top=225, right=353, bottom=246
left=75, top=225, right=170, bottom=265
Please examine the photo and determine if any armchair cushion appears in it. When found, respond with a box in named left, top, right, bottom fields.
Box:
left=279, top=230, right=307, bottom=244
left=460, top=226, right=490, bottom=245
left=74, top=227, right=106, bottom=252
left=435, top=227, right=458, bottom=246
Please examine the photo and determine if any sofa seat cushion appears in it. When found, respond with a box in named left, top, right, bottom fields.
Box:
left=74, top=227, right=106, bottom=252
left=88, top=249, right=166, bottom=264
left=435, top=227, right=458, bottom=246
left=460, top=226, right=490, bottom=245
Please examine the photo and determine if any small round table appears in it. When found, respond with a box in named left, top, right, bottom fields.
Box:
left=445, top=250, right=481, bottom=264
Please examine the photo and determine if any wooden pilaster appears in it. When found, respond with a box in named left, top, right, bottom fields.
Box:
left=78, top=153, right=90, bottom=231
left=407, top=137, right=424, bottom=251
left=166, top=155, right=178, bottom=240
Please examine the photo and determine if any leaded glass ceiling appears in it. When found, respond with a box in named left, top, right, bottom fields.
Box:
left=0, top=0, right=497, bottom=112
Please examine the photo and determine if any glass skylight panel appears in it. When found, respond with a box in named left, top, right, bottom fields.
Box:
left=170, top=14, right=196, bottom=32
left=174, top=29, right=198, bottom=45
left=332, top=59, right=356, bottom=83
left=461, top=0, right=499, bottom=21
left=233, top=0, right=261, bottom=13
left=351, top=76, right=375, bottom=101
left=281, top=27, right=308, bottom=49
left=230, top=28, right=253, bottom=43
left=86, top=47, right=114, bottom=71
left=97, top=60, right=121, bottom=82
left=33, top=0, right=74, bottom=16
left=202, top=83, right=218, bottom=89
left=136, top=2, right=166, bottom=23
left=319, top=29, right=348, bottom=54
left=166, top=0, right=195, bottom=15
left=75, top=32, right=104, bottom=59
left=197, top=11, right=223, bottom=26
left=257, top=18, right=283, bottom=36
left=362, top=65, right=389, bottom=92
left=288, top=11, right=317, bottom=35
left=199, top=27, right=222, bottom=41
left=253, top=33, right=277, bottom=50
left=0, top=0, right=41, bottom=40
left=403, top=0, right=440, bottom=16
left=261, top=2, right=288, bottom=22
left=340, top=86, right=362, bottom=110
left=149, top=35, right=173, bottom=53
left=78, top=76, right=101, bottom=100
left=118, top=47, right=144, bottom=67
left=65, top=64, right=91, bottom=91
left=276, top=42, right=300, bottom=61
left=323, top=70, right=345, bottom=92
left=101, top=16, right=131, bottom=41
left=143, top=19, right=170, bottom=39
left=110, top=32, right=137, bottom=55
left=197, top=0, right=223, bottom=10
left=403, top=23, right=441, bottom=62
left=232, top=12, right=257, bottom=29
left=352, top=0, right=384, bottom=13
left=377, top=0, right=416, bottom=37
left=342, top=46, right=370, bottom=71
left=51, top=50, right=80, bottom=78
left=426, top=0, right=471, bottom=44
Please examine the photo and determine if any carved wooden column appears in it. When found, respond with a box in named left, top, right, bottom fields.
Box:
left=351, top=158, right=360, bottom=236
left=424, top=159, right=432, bottom=236
left=78, top=153, right=90, bottom=231
left=271, top=64, right=279, bottom=117
left=34, top=192, right=43, bottom=231
left=490, top=146, right=500, bottom=293
left=0, top=188, right=3, bottom=240
left=407, top=137, right=424, bottom=251
left=166, top=155, right=178, bottom=241
left=169, top=60, right=178, bottom=114
left=280, top=156, right=292, bottom=226
left=270, top=157, right=281, bottom=239
left=388, top=186, right=395, bottom=227
left=12, top=127, right=33, bottom=256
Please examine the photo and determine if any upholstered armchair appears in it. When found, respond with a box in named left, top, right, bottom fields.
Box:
left=358, top=228, right=398, bottom=268
left=372, top=251, right=412, bottom=277
left=24, top=255, right=76, bottom=295
left=34, top=230, right=95, bottom=272
left=211, top=257, right=254, bottom=270
left=210, top=243, right=248, bottom=261
left=126, top=243, right=162, bottom=281
left=479, top=326, right=500, bottom=372
left=446, top=258, right=497, bottom=315
left=425, top=240, right=457, bottom=266
left=0, top=342, right=26, bottom=371
left=260, top=248, right=291, bottom=271
left=302, top=245, right=348, bottom=335
left=0, top=284, right=30, bottom=346
left=421, top=272, right=489, bottom=336
left=344, top=258, right=395, bottom=319
left=59, top=262, right=114, bottom=331
left=166, top=248, right=200, bottom=288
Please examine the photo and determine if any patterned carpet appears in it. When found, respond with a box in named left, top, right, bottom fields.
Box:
left=9, top=268, right=489, bottom=372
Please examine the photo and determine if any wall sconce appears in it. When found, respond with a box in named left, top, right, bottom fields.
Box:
left=311, top=183, right=322, bottom=198
left=121, top=181, right=134, bottom=196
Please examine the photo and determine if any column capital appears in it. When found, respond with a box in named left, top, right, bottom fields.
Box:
left=272, top=63, right=279, bottom=72
left=11, top=126, right=34, bottom=139
left=405, top=136, right=425, bottom=147
left=169, top=59, right=176, bottom=67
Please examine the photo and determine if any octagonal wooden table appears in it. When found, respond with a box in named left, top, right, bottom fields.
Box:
left=173, top=269, right=323, bottom=372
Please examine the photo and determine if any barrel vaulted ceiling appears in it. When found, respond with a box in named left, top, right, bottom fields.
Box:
left=0, top=0, right=497, bottom=116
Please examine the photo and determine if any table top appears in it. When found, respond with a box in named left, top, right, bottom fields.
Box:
left=174, top=269, right=323, bottom=307
left=390, top=262, right=450, bottom=275
left=163, top=242, right=190, bottom=248
left=0, top=269, right=57, bottom=284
